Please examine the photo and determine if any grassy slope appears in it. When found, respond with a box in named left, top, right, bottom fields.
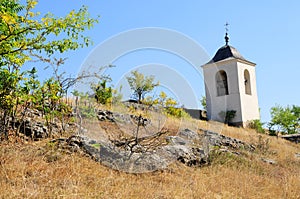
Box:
left=0, top=118, right=300, bottom=199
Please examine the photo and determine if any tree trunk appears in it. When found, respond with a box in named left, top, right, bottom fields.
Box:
left=138, top=93, right=142, bottom=104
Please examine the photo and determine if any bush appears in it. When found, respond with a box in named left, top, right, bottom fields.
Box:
left=219, top=110, right=236, bottom=124
left=79, top=105, right=96, bottom=119
left=93, top=80, right=112, bottom=105
left=248, top=119, right=265, bottom=134
left=157, top=91, right=190, bottom=118
left=165, top=106, right=190, bottom=118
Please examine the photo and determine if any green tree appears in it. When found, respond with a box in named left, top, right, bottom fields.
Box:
left=126, top=70, right=159, bottom=103
left=0, top=68, right=22, bottom=134
left=0, top=0, right=98, bottom=68
left=269, top=105, right=300, bottom=134
left=0, top=0, right=98, bottom=138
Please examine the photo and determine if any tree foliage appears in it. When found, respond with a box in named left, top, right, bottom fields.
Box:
left=200, top=95, right=206, bottom=110
left=126, top=70, right=159, bottom=103
left=269, top=105, right=300, bottom=134
left=0, top=0, right=98, bottom=138
left=0, top=0, right=98, bottom=68
left=157, top=91, right=190, bottom=118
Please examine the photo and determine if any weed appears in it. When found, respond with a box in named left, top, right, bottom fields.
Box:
left=256, top=135, right=270, bottom=154
left=91, top=143, right=101, bottom=149
left=248, top=119, right=265, bottom=134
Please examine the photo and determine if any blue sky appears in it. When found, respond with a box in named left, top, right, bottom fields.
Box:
left=34, top=0, right=300, bottom=123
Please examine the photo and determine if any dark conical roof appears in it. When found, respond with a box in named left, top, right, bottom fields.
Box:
left=206, top=45, right=250, bottom=64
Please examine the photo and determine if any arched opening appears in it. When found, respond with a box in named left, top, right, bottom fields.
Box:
left=216, top=70, right=229, bottom=96
left=244, top=69, right=251, bottom=95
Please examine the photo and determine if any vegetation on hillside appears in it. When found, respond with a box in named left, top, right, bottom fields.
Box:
left=0, top=0, right=99, bottom=139
left=126, top=70, right=159, bottom=103
left=269, top=104, right=300, bottom=135
left=0, top=118, right=299, bottom=198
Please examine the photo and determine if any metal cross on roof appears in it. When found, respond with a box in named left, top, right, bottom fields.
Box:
left=225, top=22, right=229, bottom=33
left=224, top=22, right=229, bottom=45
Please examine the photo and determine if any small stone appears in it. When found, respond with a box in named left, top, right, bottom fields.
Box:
left=166, top=136, right=189, bottom=145
left=89, top=140, right=97, bottom=144
left=261, top=158, right=276, bottom=164
left=231, top=151, right=241, bottom=155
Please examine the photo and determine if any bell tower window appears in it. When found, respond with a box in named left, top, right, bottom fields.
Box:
left=244, top=69, right=251, bottom=95
left=216, top=70, right=229, bottom=96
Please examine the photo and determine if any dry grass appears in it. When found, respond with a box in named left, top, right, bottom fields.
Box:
left=1, top=118, right=300, bottom=199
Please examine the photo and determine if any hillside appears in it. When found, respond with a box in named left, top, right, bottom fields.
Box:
left=0, top=111, right=300, bottom=198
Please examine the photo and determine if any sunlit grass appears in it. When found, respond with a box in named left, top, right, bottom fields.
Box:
left=0, top=113, right=299, bottom=198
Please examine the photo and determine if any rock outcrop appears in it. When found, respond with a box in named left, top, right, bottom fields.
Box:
left=13, top=118, right=63, bottom=139
left=11, top=107, right=257, bottom=173
left=200, top=129, right=256, bottom=151
left=97, top=109, right=151, bottom=126
left=53, top=127, right=255, bottom=173
left=281, top=134, right=300, bottom=144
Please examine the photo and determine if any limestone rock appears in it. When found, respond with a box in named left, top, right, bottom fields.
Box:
left=18, top=119, right=49, bottom=139
left=281, top=134, right=300, bottom=144
left=59, top=128, right=255, bottom=172
left=96, top=109, right=151, bottom=126
left=200, top=129, right=256, bottom=151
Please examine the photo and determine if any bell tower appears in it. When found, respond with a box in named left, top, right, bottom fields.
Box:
left=202, top=28, right=260, bottom=127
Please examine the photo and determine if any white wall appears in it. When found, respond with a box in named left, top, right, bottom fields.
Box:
left=237, top=62, right=260, bottom=123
